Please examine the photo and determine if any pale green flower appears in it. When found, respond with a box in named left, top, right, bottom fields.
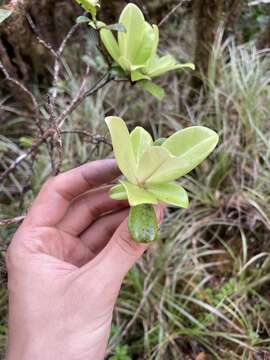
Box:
left=100, top=4, right=194, bottom=99
left=106, top=117, right=219, bottom=208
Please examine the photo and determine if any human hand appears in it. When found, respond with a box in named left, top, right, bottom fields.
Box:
left=6, top=160, right=164, bottom=360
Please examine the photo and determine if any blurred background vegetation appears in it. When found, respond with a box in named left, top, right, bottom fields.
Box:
left=0, top=0, right=270, bottom=359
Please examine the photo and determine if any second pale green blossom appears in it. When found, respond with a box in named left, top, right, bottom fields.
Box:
left=100, top=4, right=194, bottom=99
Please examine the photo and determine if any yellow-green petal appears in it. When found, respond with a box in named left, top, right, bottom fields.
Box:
left=137, top=146, right=173, bottom=184
left=105, top=116, right=137, bottom=184
left=100, top=27, right=120, bottom=63
left=118, top=4, right=145, bottom=60
left=146, top=126, right=219, bottom=183
left=147, top=54, right=195, bottom=78
left=147, top=182, right=189, bottom=208
left=130, top=127, right=153, bottom=164
left=121, top=180, right=158, bottom=206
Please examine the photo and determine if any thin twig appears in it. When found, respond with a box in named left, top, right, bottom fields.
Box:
left=0, top=128, right=54, bottom=183
left=51, top=20, right=83, bottom=107
left=60, top=129, right=112, bottom=147
left=57, top=72, right=112, bottom=128
left=0, top=72, right=113, bottom=184
left=0, top=105, right=34, bottom=118
left=158, top=0, right=190, bottom=27
left=26, top=14, right=57, bottom=57
left=0, top=216, right=25, bottom=226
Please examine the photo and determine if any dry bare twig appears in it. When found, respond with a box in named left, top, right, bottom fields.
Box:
left=0, top=216, right=25, bottom=227
left=158, top=0, right=191, bottom=27
left=0, top=72, right=113, bottom=184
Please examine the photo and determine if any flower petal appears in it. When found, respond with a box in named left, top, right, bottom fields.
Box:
left=147, top=182, right=189, bottom=208
left=118, top=4, right=155, bottom=66
left=130, top=127, right=153, bottom=164
left=137, top=146, right=173, bottom=184
left=121, top=181, right=158, bottom=206
left=105, top=116, right=137, bottom=183
left=118, top=4, right=145, bottom=60
left=147, top=24, right=159, bottom=64
left=132, top=22, right=157, bottom=66
left=147, top=54, right=194, bottom=78
left=100, top=27, right=120, bottom=63
left=146, top=126, right=219, bottom=183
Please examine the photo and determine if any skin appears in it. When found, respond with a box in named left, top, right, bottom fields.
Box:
left=6, top=159, right=165, bottom=360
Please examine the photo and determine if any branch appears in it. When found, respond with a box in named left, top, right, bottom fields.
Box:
left=158, top=0, right=190, bottom=27
left=0, top=128, right=54, bottom=183
left=0, top=216, right=25, bottom=226
left=60, top=129, right=112, bottom=148
left=57, top=72, right=113, bottom=128
left=0, top=73, right=113, bottom=184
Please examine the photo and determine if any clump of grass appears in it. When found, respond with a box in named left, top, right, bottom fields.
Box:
left=107, top=40, right=270, bottom=359
left=1, top=20, right=270, bottom=360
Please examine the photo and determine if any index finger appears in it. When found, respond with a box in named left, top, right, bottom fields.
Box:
left=24, top=159, right=120, bottom=227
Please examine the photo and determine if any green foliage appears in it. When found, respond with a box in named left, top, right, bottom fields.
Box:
left=106, top=116, right=218, bottom=207
left=240, top=4, right=270, bottom=42
left=109, top=345, right=131, bottom=360
left=75, top=0, right=100, bottom=19
left=100, top=4, right=194, bottom=99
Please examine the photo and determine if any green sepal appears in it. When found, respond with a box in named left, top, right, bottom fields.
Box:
left=128, top=204, right=158, bottom=243
left=110, top=184, right=128, bottom=200
left=139, top=81, right=165, bottom=100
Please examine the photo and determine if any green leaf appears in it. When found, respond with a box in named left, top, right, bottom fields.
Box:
left=100, top=28, right=121, bottom=63
left=147, top=54, right=195, bottom=78
left=105, top=117, right=137, bottom=184
left=146, top=126, right=219, bottom=183
left=147, top=182, right=189, bottom=208
left=128, top=204, right=158, bottom=243
left=110, top=184, right=128, bottom=200
left=0, top=9, right=12, bottom=24
left=118, top=4, right=154, bottom=66
left=19, top=137, right=33, bottom=147
left=137, top=146, right=172, bottom=184
left=76, top=15, right=91, bottom=24
left=105, top=23, right=126, bottom=32
left=130, top=127, right=153, bottom=163
left=139, top=81, right=165, bottom=100
left=75, top=0, right=99, bottom=18
left=121, top=181, right=158, bottom=206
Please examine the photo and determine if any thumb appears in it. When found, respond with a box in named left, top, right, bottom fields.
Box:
left=100, top=203, right=166, bottom=280
left=79, top=204, right=166, bottom=284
